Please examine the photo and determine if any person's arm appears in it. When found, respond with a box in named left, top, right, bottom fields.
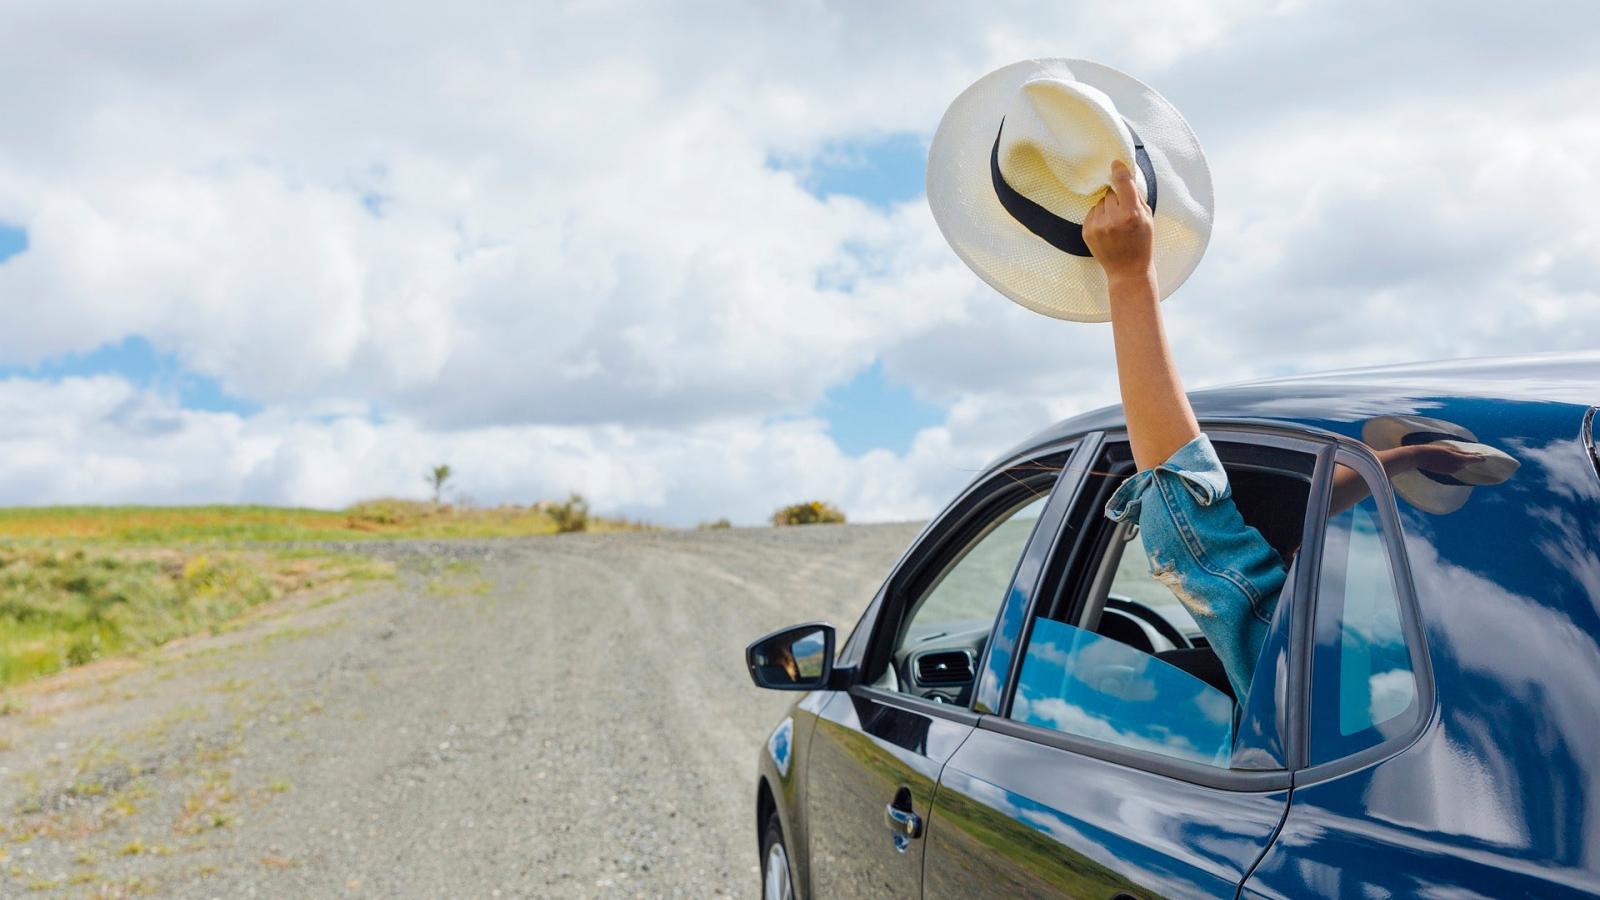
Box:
left=1326, top=443, right=1487, bottom=518
left=1086, top=162, right=1281, bottom=698
left=1083, top=160, right=1199, bottom=471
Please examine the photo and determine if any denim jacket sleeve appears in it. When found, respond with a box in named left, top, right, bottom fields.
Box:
left=1104, top=434, right=1287, bottom=700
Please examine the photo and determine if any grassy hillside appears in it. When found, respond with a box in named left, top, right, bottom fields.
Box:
left=0, top=499, right=647, bottom=544
left=0, top=545, right=387, bottom=688
left=0, top=500, right=650, bottom=690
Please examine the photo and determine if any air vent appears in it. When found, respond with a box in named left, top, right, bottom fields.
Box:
left=916, top=650, right=974, bottom=685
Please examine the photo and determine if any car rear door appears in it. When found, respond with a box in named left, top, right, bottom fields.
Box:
left=922, top=430, right=1326, bottom=898
left=804, top=437, right=1092, bottom=899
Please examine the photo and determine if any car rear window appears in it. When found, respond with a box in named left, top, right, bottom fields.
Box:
left=1309, top=458, right=1421, bottom=764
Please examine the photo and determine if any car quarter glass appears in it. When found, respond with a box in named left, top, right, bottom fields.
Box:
left=1309, top=463, right=1419, bottom=764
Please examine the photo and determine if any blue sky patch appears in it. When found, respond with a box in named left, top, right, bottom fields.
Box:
left=0, top=222, right=28, bottom=264
left=814, top=238, right=895, bottom=293
left=0, top=335, right=260, bottom=415
left=772, top=131, right=927, bottom=209
left=819, top=360, right=944, bottom=456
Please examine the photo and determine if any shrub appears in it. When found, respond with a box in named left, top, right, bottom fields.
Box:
left=345, top=499, right=440, bottom=530
left=697, top=518, right=732, bottom=530
left=548, top=493, right=590, bottom=533
left=771, top=501, right=846, bottom=527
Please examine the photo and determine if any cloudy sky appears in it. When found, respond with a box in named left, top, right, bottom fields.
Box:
left=1, top=1, right=1597, bottom=524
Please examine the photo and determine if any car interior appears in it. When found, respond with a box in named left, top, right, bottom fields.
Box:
left=1046, top=442, right=1313, bottom=704
left=872, top=439, right=1315, bottom=714
left=873, top=460, right=1063, bottom=706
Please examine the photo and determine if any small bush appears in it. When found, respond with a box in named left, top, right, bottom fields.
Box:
left=697, top=518, right=732, bottom=530
left=345, top=499, right=441, bottom=530
left=548, top=493, right=590, bottom=533
left=771, top=501, right=846, bottom=527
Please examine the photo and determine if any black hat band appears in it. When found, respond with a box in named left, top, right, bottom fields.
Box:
left=990, top=118, right=1157, bottom=258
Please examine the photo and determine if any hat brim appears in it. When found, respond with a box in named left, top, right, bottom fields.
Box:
left=1361, top=415, right=1491, bottom=515
left=1389, top=469, right=1473, bottom=515
left=927, top=59, right=1214, bottom=322
left=1362, top=414, right=1478, bottom=451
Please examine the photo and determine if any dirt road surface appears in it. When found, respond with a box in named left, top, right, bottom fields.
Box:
left=0, top=524, right=922, bottom=898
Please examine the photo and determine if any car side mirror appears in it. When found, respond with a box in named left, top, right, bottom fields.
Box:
left=745, top=622, right=835, bottom=690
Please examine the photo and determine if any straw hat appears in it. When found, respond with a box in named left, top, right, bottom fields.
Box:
left=927, top=59, right=1213, bottom=322
left=1362, top=415, right=1520, bottom=515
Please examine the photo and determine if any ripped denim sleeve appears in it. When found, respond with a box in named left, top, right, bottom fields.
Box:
left=1104, top=434, right=1287, bottom=700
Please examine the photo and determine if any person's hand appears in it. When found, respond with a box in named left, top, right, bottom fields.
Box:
left=1083, top=158, right=1154, bottom=284
left=1408, top=442, right=1486, bottom=476
left=1376, top=442, right=1486, bottom=478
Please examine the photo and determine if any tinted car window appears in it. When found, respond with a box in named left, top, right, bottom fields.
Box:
left=890, top=491, right=1048, bottom=702
left=908, top=493, right=1047, bottom=631
left=1311, top=479, right=1419, bottom=763
left=1010, top=618, right=1235, bottom=766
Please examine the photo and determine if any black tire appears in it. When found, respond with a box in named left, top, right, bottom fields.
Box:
left=760, top=810, right=795, bottom=900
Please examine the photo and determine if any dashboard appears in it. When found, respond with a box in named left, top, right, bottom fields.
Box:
left=892, top=619, right=993, bottom=705
left=887, top=597, right=1204, bottom=705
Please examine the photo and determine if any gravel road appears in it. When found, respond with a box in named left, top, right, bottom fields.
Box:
left=0, top=523, right=923, bottom=898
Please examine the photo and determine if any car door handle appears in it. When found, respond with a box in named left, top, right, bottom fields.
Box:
left=884, top=803, right=923, bottom=840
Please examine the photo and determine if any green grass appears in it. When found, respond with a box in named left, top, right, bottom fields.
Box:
left=0, top=545, right=385, bottom=688
left=0, top=500, right=652, bottom=691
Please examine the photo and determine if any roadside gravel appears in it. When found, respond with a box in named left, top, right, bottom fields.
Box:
left=0, top=523, right=921, bottom=898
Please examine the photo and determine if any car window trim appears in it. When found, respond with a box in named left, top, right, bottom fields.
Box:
left=1293, top=443, right=1438, bottom=785
left=975, top=714, right=1293, bottom=791
left=990, top=423, right=1335, bottom=789
left=851, top=684, right=983, bottom=727
left=1285, top=441, right=1336, bottom=770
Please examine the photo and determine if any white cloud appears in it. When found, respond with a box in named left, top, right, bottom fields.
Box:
left=0, top=1, right=1598, bottom=521
left=1012, top=693, right=1221, bottom=764
left=1367, top=668, right=1416, bottom=727
left=0, top=375, right=996, bottom=524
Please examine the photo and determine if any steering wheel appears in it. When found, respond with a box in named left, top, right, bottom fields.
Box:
left=1105, top=596, right=1192, bottom=650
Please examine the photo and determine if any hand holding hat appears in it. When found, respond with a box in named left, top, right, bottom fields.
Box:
left=1082, top=159, right=1155, bottom=285
left=1404, top=440, right=1492, bottom=479
left=1363, top=415, right=1521, bottom=514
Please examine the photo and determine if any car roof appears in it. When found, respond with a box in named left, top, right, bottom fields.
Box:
left=1004, top=350, right=1600, bottom=462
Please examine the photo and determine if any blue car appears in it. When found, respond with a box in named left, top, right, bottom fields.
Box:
left=746, top=353, right=1600, bottom=899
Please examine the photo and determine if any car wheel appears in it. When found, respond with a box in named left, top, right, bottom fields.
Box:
left=761, top=810, right=795, bottom=900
